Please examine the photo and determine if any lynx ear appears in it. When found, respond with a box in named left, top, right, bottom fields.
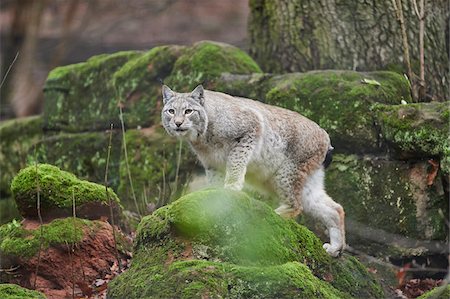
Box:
left=162, top=85, right=174, bottom=104
left=190, top=85, right=205, bottom=105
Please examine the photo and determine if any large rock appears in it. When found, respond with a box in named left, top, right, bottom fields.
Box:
left=108, top=189, right=383, bottom=299
left=0, top=218, right=130, bottom=298
left=44, top=51, right=141, bottom=132
left=374, top=102, right=450, bottom=174
left=0, top=116, right=43, bottom=196
left=11, top=164, right=122, bottom=221
left=325, top=154, right=447, bottom=256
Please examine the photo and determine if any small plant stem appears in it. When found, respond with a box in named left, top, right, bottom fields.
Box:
left=71, top=189, right=76, bottom=299
left=33, top=153, right=44, bottom=289
left=0, top=52, right=19, bottom=90
left=105, top=124, right=122, bottom=272
left=119, top=106, right=141, bottom=217
left=173, top=139, right=183, bottom=196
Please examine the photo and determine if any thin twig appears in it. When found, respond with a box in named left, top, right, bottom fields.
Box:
left=0, top=52, right=19, bottom=90
left=119, top=106, right=141, bottom=217
left=71, top=189, right=76, bottom=299
left=33, top=152, right=44, bottom=290
left=105, top=124, right=122, bottom=272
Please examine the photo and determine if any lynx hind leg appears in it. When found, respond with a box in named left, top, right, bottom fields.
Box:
left=302, top=168, right=346, bottom=257
left=274, top=165, right=305, bottom=218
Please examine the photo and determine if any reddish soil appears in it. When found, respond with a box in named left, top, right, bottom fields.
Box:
left=8, top=220, right=131, bottom=299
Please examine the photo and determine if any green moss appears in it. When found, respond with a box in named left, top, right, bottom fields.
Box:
left=417, top=284, right=450, bottom=299
left=10, top=164, right=121, bottom=219
left=263, top=71, right=412, bottom=153
left=0, top=284, right=46, bottom=299
left=0, top=116, right=43, bottom=195
left=117, top=127, right=199, bottom=214
left=0, top=217, right=91, bottom=258
left=44, top=51, right=141, bottom=132
left=29, top=131, right=122, bottom=191
left=165, top=41, right=262, bottom=91
left=109, top=189, right=383, bottom=298
left=374, top=102, right=450, bottom=174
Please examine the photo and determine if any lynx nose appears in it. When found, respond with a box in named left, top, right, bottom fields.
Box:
left=175, top=120, right=183, bottom=127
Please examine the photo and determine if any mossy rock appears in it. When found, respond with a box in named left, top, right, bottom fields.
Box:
left=117, top=126, right=199, bottom=214
left=417, top=284, right=450, bottom=299
left=326, top=154, right=448, bottom=247
left=10, top=164, right=121, bottom=221
left=214, top=71, right=411, bottom=154
left=108, top=189, right=383, bottom=298
left=44, top=51, right=142, bottom=132
left=30, top=131, right=122, bottom=191
left=0, top=217, right=90, bottom=259
left=165, top=41, right=262, bottom=91
left=112, top=45, right=186, bottom=129
left=374, top=102, right=450, bottom=174
left=0, top=284, right=46, bottom=299
left=0, top=116, right=43, bottom=196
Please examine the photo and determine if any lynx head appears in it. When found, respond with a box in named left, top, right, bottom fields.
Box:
left=161, top=84, right=208, bottom=140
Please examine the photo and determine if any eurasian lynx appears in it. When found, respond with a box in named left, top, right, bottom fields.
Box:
left=161, top=84, right=346, bottom=257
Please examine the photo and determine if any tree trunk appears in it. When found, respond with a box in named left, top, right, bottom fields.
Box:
left=248, top=0, right=448, bottom=101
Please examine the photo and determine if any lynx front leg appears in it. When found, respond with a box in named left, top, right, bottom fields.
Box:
left=224, top=133, right=258, bottom=191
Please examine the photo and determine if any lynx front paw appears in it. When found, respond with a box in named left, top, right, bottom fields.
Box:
left=274, top=204, right=301, bottom=218
left=323, top=243, right=343, bottom=257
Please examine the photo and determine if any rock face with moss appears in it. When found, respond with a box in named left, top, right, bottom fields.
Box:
left=11, top=164, right=121, bottom=221
left=0, top=116, right=43, bottom=196
left=108, top=189, right=383, bottom=299
left=0, top=217, right=131, bottom=298
left=0, top=284, right=46, bottom=299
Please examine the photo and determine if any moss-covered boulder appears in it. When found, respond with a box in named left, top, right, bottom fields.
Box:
left=117, top=127, right=199, bottom=214
left=108, top=189, right=383, bottom=298
left=0, top=284, right=46, bottom=299
left=325, top=154, right=448, bottom=255
left=31, top=130, right=122, bottom=191
left=418, top=284, right=450, bottom=299
left=0, top=116, right=43, bottom=196
left=374, top=102, right=450, bottom=174
left=44, top=51, right=141, bottom=132
left=43, top=41, right=261, bottom=133
left=0, top=218, right=130, bottom=298
left=165, top=41, right=262, bottom=91
left=211, top=71, right=412, bottom=154
left=10, top=164, right=121, bottom=221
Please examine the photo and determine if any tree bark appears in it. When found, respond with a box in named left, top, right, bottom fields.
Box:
left=248, top=0, right=448, bottom=101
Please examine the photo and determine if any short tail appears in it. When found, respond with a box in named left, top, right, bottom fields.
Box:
left=323, top=146, right=334, bottom=169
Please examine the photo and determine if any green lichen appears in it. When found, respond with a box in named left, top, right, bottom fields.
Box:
left=417, top=284, right=450, bottom=299
left=109, top=189, right=382, bottom=298
left=0, top=283, right=46, bottom=299
left=374, top=102, right=450, bottom=174
left=117, top=127, right=198, bottom=213
left=0, top=116, right=43, bottom=196
left=0, top=217, right=91, bottom=258
left=165, top=41, right=262, bottom=91
left=10, top=164, right=121, bottom=219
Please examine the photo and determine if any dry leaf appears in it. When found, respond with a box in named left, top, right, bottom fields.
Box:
left=427, top=159, right=439, bottom=186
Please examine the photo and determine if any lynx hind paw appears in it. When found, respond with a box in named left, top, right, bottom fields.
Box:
left=275, top=204, right=301, bottom=219
left=323, top=243, right=343, bottom=257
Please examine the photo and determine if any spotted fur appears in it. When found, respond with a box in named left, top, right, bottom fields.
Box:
left=161, top=85, right=346, bottom=256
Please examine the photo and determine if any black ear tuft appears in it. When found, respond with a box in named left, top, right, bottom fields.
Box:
left=162, top=85, right=174, bottom=104
left=190, top=85, right=204, bottom=103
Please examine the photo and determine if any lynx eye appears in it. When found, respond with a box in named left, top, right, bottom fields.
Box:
left=185, top=109, right=193, bottom=115
left=167, top=109, right=175, bottom=115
